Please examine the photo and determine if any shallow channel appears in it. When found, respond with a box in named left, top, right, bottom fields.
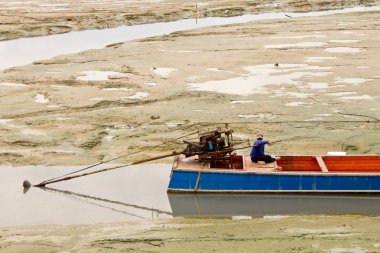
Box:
left=2, top=164, right=380, bottom=227
left=0, top=164, right=172, bottom=227
left=1, top=6, right=380, bottom=70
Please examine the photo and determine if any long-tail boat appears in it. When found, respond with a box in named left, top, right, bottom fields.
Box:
left=167, top=125, right=380, bottom=193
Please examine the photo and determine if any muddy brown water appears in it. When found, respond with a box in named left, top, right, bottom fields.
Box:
left=2, top=164, right=380, bottom=227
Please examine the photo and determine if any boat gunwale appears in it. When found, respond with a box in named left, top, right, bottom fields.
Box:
left=173, top=154, right=380, bottom=176
left=171, top=167, right=380, bottom=177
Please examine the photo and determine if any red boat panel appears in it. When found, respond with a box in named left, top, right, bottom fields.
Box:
left=278, top=155, right=380, bottom=173
left=277, top=156, right=320, bottom=172
left=323, top=156, right=380, bottom=172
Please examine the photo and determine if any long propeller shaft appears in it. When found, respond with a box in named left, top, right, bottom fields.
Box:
left=34, top=151, right=182, bottom=187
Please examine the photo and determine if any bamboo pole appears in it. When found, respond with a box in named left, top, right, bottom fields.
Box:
left=34, top=151, right=182, bottom=187
left=32, top=144, right=256, bottom=188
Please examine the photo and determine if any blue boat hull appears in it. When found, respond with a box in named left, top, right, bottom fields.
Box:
left=167, top=169, right=380, bottom=193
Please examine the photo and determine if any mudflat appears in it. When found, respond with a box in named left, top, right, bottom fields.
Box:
left=0, top=1, right=379, bottom=252
left=2, top=216, right=380, bottom=252
left=1, top=0, right=378, bottom=41
left=0, top=1, right=379, bottom=166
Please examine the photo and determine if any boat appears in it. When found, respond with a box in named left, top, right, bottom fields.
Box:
left=167, top=125, right=380, bottom=193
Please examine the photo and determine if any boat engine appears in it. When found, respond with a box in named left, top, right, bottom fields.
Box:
left=183, top=124, right=234, bottom=161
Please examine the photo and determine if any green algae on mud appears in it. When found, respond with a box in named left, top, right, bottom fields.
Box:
left=1, top=10, right=380, bottom=166
left=1, top=215, right=380, bottom=253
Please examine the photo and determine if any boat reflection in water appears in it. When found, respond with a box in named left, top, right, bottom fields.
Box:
left=168, top=193, right=380, bottom=217
left=37, top=186, right=173, bottom=221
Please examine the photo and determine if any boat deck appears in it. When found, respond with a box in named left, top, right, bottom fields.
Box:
left=174, top=155, right=280, bottom=173
left=243, top=156, right=280, bottom=172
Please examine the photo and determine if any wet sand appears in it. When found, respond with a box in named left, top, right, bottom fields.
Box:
left=0, top=1, right=380, bottom=251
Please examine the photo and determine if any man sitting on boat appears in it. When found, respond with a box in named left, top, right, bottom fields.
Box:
left=250, top=133, right=279, bottom=163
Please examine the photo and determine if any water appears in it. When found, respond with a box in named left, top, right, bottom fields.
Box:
left=168, top=194, right=380, bottom=217
left=2, top=164, right=380, bottom=227
left=1, top=6, right=380, bottom=70
left=188, top=64, right=332, bottom=95
left=0, top=164, right=173, bottom=227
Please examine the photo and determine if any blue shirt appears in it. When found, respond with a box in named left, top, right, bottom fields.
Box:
left=250, top=139, right=268, bottom=158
